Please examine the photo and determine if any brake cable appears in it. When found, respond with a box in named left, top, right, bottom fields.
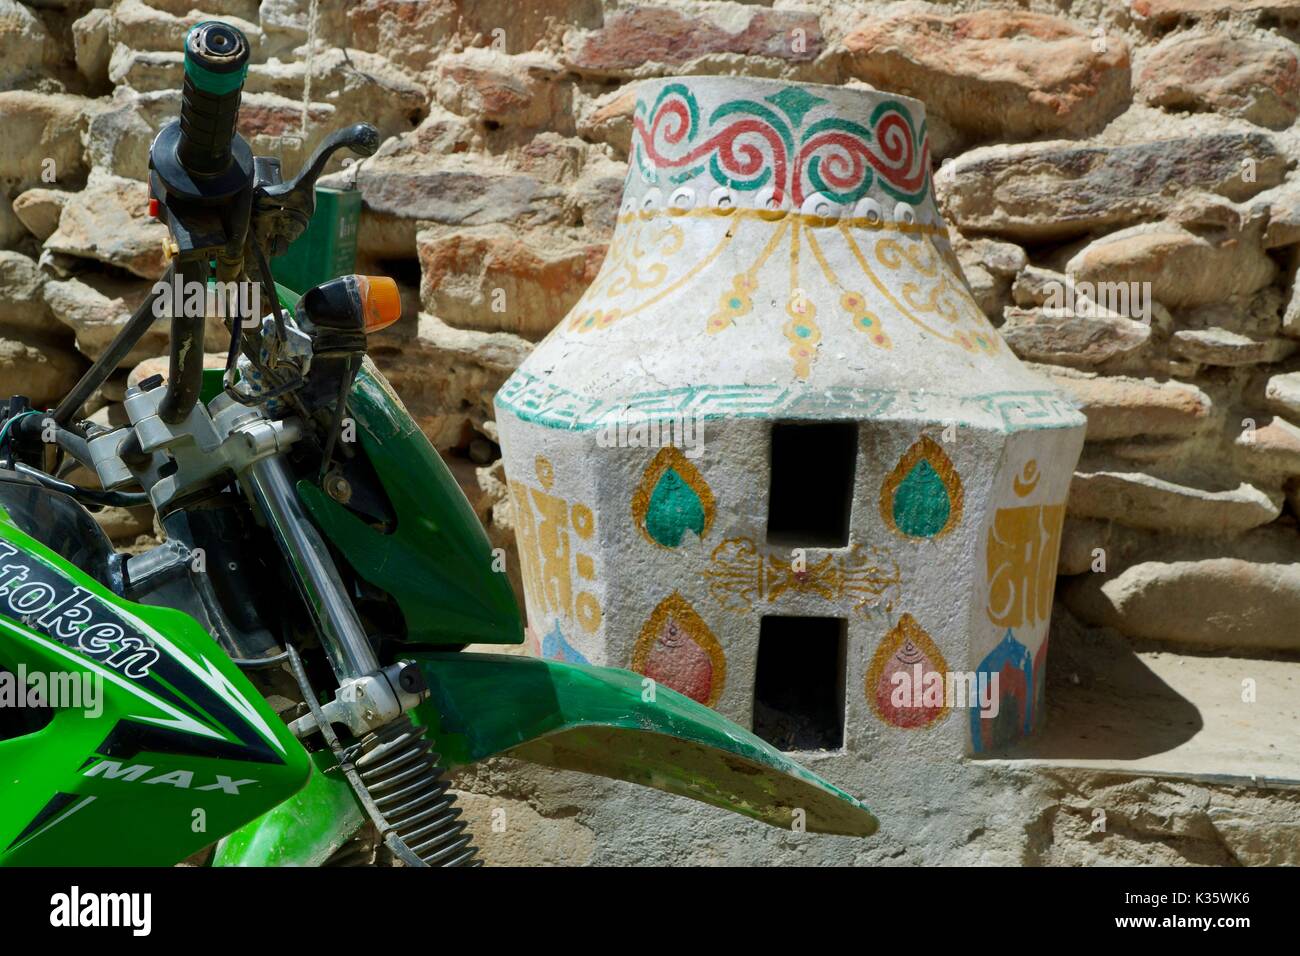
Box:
left=254, top=244, right=289, bottom=361
left=10, top=462, right=150, bottom=509
left=220, top=282, right=244, bottom=397
left=318, top=354, right=358, bottom=479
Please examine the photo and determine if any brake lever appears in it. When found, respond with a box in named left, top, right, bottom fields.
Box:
left=252, top=123, right=380, bottom=255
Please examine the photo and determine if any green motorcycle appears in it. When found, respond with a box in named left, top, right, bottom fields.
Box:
left=0, top=21, right=877, bottom=867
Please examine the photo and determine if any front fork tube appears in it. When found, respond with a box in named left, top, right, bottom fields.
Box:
left=240, top=451, right=477, bottom=866
left=243, top=452, right=378, bottom=682
left=240, top=451, right=424, bottom=734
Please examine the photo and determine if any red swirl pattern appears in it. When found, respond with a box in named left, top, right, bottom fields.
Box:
left=867, top=109, right=929, bottom=195
left=792, top=132, right=870, bottom=207
left=633, top=91, right=929, bottom=208
left=633, top=98, right=790, bottom=203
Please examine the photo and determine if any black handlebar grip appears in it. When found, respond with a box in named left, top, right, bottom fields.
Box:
left=177, top=21, right=250, bottom=176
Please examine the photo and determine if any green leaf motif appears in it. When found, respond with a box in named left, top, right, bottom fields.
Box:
left=765, top=87, right=827, bottom=128
left=645, top=467, right=706, bottom=547
left=891, top=460, right=951, bottom=538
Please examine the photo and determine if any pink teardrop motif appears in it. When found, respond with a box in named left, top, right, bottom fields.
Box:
left=866, top=614, right=950, bottom=729
left=631, top=593, right=727, bottom=707
left=642, top=615, right=714, bottom=705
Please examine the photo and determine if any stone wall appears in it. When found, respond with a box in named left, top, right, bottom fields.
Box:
left=1, top=0, right=1297, bottom=863
left=5, top=0, right=1294, bottom=644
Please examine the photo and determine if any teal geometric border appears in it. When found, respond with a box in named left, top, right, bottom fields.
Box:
left=495, top=370, right=1085, bottom=434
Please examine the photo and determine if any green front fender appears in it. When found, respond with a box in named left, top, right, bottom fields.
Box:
left=408, top=652, right=878, bottom=837
left=217, top=651, right=877, bottom=863
left=211, top=750, right=364, bottom=867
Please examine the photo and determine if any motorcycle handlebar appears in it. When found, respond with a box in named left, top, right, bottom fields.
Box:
left=156, top=21, right=248, bottom=424
left=176, top=21, right=249, bottom=177
left=51, top=24, right=255, bottom=435
left=158, top=259, right=209, bottom=425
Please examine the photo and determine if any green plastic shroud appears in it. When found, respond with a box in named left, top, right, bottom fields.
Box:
left=224, top=282, right=522, bottom=648
left=212, top=750, right=362, bottom=867
left=296, top=359, right=524, bottom=647
left=0, top=514, right=311, bottom=866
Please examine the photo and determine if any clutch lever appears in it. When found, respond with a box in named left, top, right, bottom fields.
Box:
left=252, top=123, right=380, bottom=256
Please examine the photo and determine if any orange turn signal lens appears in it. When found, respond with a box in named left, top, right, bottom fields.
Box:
left=356, top=275, right=401, bottom=333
